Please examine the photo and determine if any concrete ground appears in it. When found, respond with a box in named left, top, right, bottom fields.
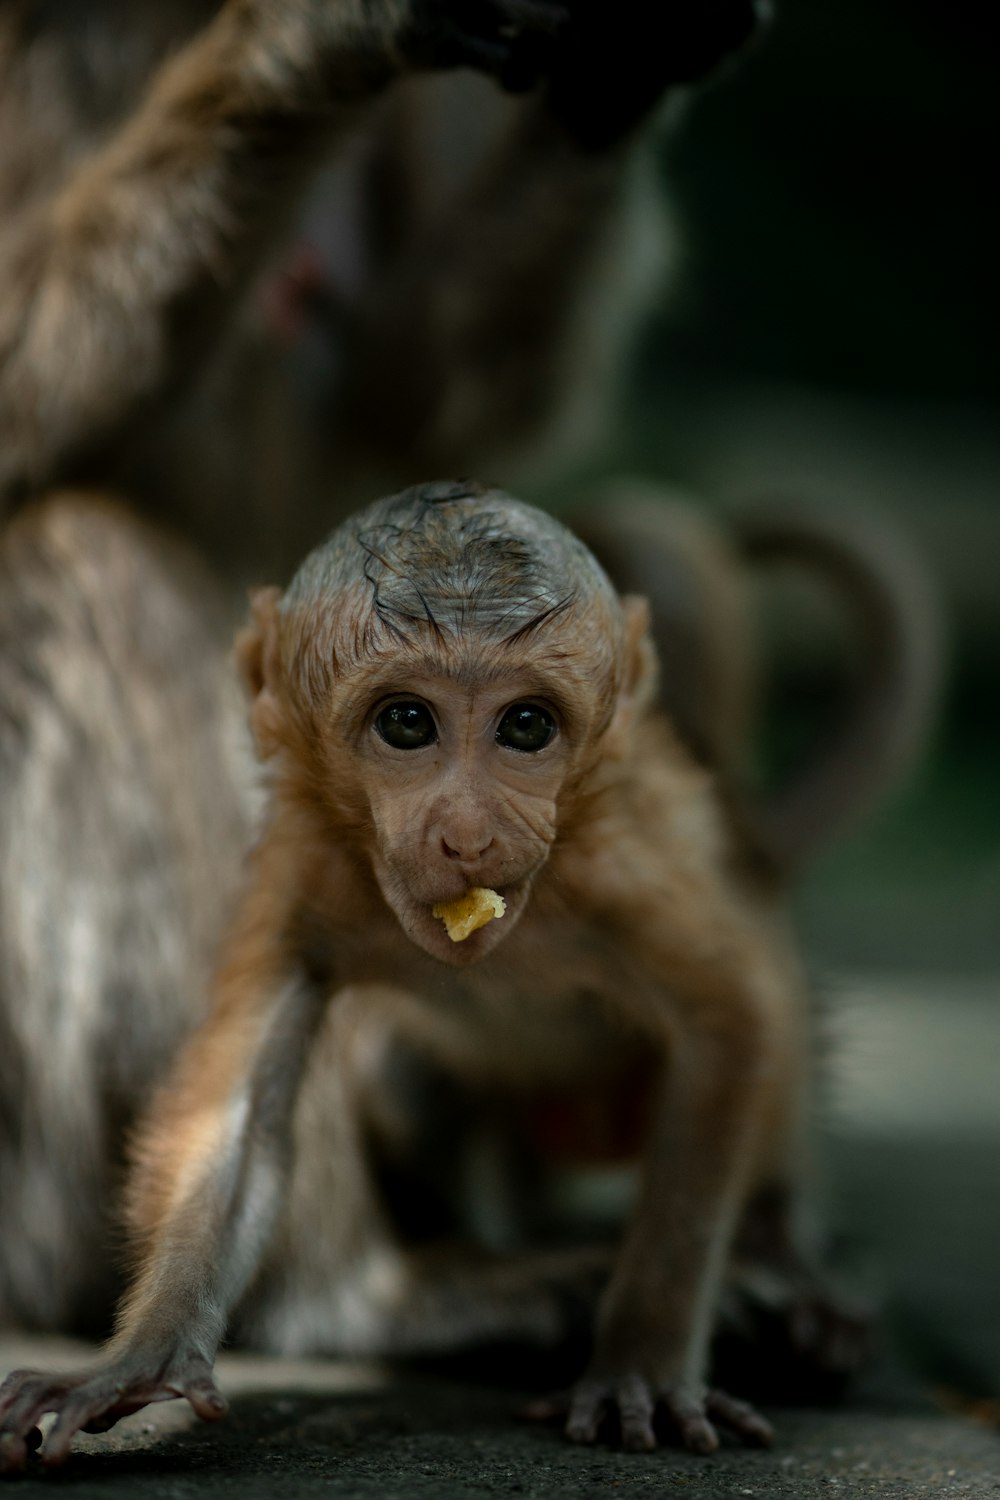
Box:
left=1, top=1337, right=999, bottom=1500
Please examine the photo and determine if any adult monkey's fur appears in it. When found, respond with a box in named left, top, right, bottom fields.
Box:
left=1, top=481, right=851, bottom=1467
left=0, top=0, right=758, bottom=579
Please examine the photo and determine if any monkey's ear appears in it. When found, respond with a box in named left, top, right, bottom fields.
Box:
left=605, top=595, right=658, bottom=757
left=234, top=586, right=285, bottom=759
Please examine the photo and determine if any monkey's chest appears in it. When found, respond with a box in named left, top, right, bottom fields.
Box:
left=406, top=924, right=663, bottom=1168
left=514, top=1064, right=654, bottom=1168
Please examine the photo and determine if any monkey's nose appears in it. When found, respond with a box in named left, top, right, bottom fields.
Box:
left=441, top=836, right=495, bottom=863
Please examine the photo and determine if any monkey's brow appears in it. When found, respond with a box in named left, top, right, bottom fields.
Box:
left=338, top=638, right=570, bottom=695
left=499, top=595, right=576, bottom=644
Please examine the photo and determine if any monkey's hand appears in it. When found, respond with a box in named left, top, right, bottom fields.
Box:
left=545, top=0, right=764, bottom=149
left=0, top=1347, right=226, bottom=1474
left=396, top=0, right=569, bottom=93
left=543, top=1372, right=773, bottom=1453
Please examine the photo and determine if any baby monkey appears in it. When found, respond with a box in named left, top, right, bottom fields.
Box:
left=1, top=480, right=815, bottom=1468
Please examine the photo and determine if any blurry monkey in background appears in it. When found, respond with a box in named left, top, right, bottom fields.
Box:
left=0, top=0, right=760, bottom=580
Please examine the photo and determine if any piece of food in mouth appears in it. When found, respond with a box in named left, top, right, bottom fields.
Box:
left=432, top=887, right=507, bottom=942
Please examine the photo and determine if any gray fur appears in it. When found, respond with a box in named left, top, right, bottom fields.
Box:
left=0, top=497, right=250, bottom=1333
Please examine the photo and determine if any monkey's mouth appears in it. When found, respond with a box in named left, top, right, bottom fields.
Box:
left=399, top=879, right=532, bottom=966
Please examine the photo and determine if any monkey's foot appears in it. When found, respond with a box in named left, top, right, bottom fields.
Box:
left=0, top=1349, right=226, bottom=1474
left=783, top=1285, right=872, bottom=1381
left=721, top=1261, right=874, bottom=1396
left=528, top=1375, right=774, bottom=1453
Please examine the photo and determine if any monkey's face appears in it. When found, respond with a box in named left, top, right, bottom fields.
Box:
left=238, top=492, right=653, bottom=966
left=333, top=656, right=600, bottom=966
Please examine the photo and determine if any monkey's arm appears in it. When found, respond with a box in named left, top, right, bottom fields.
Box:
left=332, top=96, right=627, bottom=477
left=0, top=0, right=565, bottom=503
left=330, top=0, right=761, bottom=478
left=0, top=846, right=325, bottom=1474
left=563, top=848, right=789, bottom=1451
left=572, top=999, right=775, bottom=1449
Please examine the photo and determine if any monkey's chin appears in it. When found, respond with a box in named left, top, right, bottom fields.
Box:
left=395, top=882, right=531, bottom=967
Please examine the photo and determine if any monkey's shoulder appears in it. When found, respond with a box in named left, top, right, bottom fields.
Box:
left=555, top=716, right=748, bottom=908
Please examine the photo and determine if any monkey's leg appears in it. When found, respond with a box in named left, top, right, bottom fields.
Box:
left=253, top=1233, right=611, bottom=1363
left=0, top=0, right=569, bottom=501
left=0, top=846, right=328, bottom=1474
left=723, top=1181, right=872, bottom=1396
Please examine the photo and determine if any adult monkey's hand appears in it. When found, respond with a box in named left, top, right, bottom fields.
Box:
left=545, top=0, right=764, bottom=150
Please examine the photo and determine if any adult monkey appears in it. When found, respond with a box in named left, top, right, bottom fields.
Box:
left=0, top=0, right=760, bottom=579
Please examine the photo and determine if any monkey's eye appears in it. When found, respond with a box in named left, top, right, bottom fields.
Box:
left=495, top=703, right=556, bottom=753
left=375, top=701, right=437, bottom=749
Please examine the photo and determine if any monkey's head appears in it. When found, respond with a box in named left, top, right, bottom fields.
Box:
left=238, top=482, right=655, bottom=965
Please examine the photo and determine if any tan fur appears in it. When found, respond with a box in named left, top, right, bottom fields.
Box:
left=0, top=484, right=849, bottom=1469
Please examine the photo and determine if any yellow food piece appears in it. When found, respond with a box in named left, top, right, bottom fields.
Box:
left=432, top=887, right=506, bottom=942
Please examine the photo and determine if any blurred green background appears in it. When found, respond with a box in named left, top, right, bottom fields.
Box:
left=643, top=0, right=999, bottom=982
left=567, top=0, right=999, bottom=1404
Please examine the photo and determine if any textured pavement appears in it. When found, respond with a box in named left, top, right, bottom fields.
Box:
left=1, top=1337, right=999, bottom=1499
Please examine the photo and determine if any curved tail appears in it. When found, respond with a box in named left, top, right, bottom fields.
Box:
left=732, top=504, right=945, bottom=877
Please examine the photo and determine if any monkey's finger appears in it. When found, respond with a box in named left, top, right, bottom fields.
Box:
left=41, top=1398, right=101, bottom=1468
left=0, top=1373, right=70, bottom=1442
left=44, top=1380, right=155, bottom=1464
left=704, top=1389, right=774, bottom=1447
left=181, top=1378, right=228, bottom=1423
left=82, top=1411, right=125, bottom=1434
left=0, top=1429, right=32, bottom=1475
left=0, top=1367, right=53, bottom=1415
left=660, top=1394, right=720, bottom=1455
left=0, top=1428, right=31, bottom=1475
left=615, top=1375, right=657, bottom=1453
left=565, top=1381, right=610, bottom=1445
